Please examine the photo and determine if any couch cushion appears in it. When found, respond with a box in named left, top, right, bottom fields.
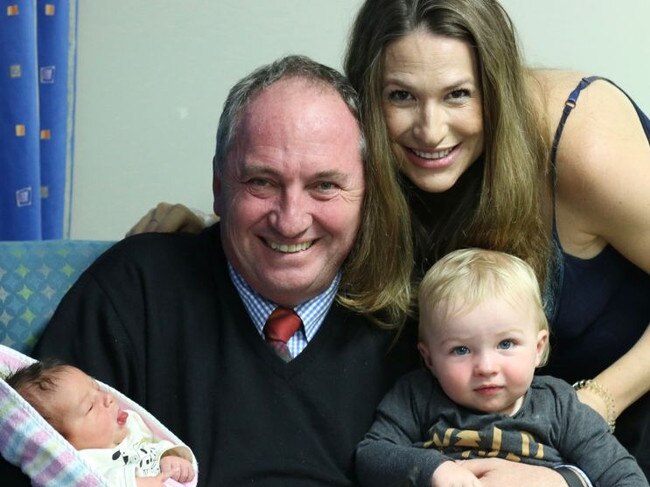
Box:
left=0, top=240, right=113, bottom=353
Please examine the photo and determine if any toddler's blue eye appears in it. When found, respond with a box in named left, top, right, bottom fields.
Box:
left=452, top=346, right=469, bottom=356
left=498, top=339, right=514, bottom=350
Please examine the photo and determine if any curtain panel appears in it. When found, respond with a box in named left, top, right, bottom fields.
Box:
left=0, top=0, right=77, bottom=240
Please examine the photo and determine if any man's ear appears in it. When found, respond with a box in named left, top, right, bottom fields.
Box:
left=213, top=156, right=222, bottom=215
left=417, top=342, right=435, bottom=372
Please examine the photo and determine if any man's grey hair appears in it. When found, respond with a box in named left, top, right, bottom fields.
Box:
left=214, top=54, right=366, bottom=174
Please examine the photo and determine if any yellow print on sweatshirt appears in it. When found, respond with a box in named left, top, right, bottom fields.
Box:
left=423, top=426, right=545, bottom=462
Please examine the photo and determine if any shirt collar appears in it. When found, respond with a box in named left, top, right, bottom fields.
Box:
left=227, top=262, right=340, bottom=341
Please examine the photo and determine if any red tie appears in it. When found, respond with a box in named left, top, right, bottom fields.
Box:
left=264, top=307, right=302, bottom=362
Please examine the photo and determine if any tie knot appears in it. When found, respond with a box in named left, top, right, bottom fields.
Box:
left=264, top=306, right=302, bottom=343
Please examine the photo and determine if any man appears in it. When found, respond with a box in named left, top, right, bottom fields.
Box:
left=25, top=56, right=418, bottom=486
left=5, top=56, right=585, bottom=486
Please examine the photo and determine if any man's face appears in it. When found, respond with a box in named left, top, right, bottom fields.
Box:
left=214, top=77, right=365, bottom=306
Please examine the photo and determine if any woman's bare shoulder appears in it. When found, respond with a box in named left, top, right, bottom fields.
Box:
left=547, top=71, right=650, bottom=263
left=526, top=69, right=588, bottom=130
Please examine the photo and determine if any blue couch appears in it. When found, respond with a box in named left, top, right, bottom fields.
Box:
left=0, top=240, right=114, bottom=354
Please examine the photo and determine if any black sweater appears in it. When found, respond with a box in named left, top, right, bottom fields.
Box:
left=28, top=225, right=419, bottom=486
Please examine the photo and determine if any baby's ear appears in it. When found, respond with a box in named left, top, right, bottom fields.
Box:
left=535, top=329, right=550, bottom=367
left=417, top=342, right=435, bottom=372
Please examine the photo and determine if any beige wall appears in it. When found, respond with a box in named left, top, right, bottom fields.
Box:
left=70, top=0, right=649, bottom=239
left=501, top=0, right=649, bottom=104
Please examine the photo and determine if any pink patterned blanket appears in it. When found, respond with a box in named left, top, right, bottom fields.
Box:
left=0, top=345, right=198, bottom=487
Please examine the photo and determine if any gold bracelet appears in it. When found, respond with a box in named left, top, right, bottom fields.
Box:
left=573, top=379, right=617, bottom=433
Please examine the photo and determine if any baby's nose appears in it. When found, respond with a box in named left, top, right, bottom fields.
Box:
left=103, top=392, right=114, bottom=406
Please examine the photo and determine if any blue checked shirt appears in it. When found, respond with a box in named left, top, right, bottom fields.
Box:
left=228, top=262, right=340, bottom=359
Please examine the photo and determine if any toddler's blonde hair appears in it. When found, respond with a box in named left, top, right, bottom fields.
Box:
left=418, top=248, right=550, bottom=365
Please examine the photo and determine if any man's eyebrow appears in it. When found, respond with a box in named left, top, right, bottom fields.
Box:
left=239, top=164, right=279, bottom=177
left=239, top=166, right=350, bottom=182
left=313, top=170, right=349, bottom=181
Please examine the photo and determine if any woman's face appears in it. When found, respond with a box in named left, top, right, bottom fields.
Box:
left=381, top=30, right=484, bottom=193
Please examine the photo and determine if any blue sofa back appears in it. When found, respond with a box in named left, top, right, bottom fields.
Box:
left=0, top=240, right=114, bottom=354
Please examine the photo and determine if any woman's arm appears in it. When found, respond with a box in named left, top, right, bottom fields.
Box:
left=582, top=325, right=650, bottom=422
left=553, top=77, right=650, bottom=419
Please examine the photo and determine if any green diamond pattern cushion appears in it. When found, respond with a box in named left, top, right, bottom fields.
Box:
left=0, top=240, right=113, bottom=354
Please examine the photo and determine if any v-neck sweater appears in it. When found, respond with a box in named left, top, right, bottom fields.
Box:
left=34, top=224, right=420, bottom=486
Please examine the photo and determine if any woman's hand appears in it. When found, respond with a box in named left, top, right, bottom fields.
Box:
left=126, top=202, right=211, bottom=236
left=460, top=458, right=570, bottom=487
left=431, top=460, right=482, bottom=487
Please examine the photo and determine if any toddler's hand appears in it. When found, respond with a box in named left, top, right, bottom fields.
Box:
left=431, top=460, right=483, bottom=487
left=160, top=455, right=196, bottom=483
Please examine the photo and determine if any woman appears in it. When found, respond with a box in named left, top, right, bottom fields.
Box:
left=345, top=0, right=650, bottom=473
left=130, top=0, right=650, bottom=475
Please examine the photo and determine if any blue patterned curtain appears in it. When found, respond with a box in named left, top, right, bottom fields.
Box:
left=0, top=0, right=77, bottom=240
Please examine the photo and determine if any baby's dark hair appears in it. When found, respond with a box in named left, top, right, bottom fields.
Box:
left=5, top=358, right=68, bottom=421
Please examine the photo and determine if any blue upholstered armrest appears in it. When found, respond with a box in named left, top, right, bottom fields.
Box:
left=0, top=240, right=114, bottom=354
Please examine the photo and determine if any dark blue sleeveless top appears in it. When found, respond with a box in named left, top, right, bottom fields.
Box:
left=540, top=76, right=650, bottom=384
